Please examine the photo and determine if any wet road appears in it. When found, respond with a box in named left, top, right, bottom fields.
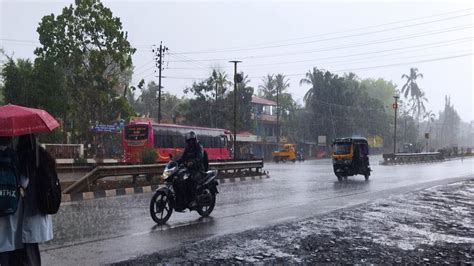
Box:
left=42, top=156, right=473, bottom=265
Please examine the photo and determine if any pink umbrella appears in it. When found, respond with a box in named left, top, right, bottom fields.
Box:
left=0, top=104, right=60, bottom=136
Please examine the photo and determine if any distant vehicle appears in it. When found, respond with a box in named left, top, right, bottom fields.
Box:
left=296, top=152, right=305, bottom=162
left=150, top=160, right=219, bottom=225
left=122, top=120, right=231, bottom=163
left=332, top=137, right=371, bottom=182
left=272, top=143, right=297, bottom=163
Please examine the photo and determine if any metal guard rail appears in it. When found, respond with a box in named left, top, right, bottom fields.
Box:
left=63, top=160, right=264, bottom=194
left=382, top=152, right=444, bottom=164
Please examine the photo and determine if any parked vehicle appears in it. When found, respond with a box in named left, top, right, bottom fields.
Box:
left=332, top=137, right=371, bottom=182
left=272, top=144, right=297, bottom=163
left=149, top=161, right=219, bottom=225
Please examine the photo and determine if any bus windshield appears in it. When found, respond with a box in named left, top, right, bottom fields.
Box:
left=125, top=125, right=148, bottom=140
left=334, top=143, right=351, bottom=155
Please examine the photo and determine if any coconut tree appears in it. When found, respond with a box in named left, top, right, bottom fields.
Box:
left=258, top=74, right=276, bottom=99
left=300, top=67, right=324, bottom=107
left=401, top=68, right=423, bottom=98
left=401, top=67, right=426, bottom=120
left=211, top=69, right=231, bottom=100
left=410, top=91, right=428, bottom=120
left=274, top=74, right=290, bottom=143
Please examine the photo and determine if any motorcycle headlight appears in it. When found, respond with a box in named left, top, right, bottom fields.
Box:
left=161, top=171, right=171, bottom=180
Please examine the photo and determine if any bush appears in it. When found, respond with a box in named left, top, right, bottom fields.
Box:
left=140, top=148, right=156, bottom=164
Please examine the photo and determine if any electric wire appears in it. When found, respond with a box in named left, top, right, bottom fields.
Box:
left=172, top=12, right=472, bottom=54
left=168, top=25, right=472, bottom=62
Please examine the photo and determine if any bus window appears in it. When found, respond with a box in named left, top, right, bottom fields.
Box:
left=220, top=136, right=227, bottom=147
left=125, top=125, right=148, bottom=140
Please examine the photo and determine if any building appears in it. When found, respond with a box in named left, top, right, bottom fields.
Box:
left=239, top=96, right=282, bottom=159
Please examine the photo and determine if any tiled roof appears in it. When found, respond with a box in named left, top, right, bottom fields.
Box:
left=251, top=96, right=276, bottom=106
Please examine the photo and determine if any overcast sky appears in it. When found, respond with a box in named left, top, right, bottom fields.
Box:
left=1, top=0, right=473, bottom=121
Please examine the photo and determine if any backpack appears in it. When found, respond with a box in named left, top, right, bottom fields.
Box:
left=0, top=147, right=20, bottom=216
left=35, top=147, right=61, bottom=214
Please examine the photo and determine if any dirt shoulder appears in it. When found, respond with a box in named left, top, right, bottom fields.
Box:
left=116, top=179, right=474, bottom=265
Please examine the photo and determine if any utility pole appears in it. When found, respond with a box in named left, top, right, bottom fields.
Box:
left=229, top=60, right=242, bottom=160
left=153, top=42, right=168, bottom=123
left=215, top=81, right=218, bottom=128
left=276, top=84, right=280, bottom=145
left=393, top=95, right=399, bottom=154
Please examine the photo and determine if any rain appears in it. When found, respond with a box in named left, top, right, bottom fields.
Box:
left=0, top=0, right=473, bottom=265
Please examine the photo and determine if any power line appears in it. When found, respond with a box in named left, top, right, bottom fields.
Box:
left=168, top=25, right=472, bottom=62
left=177, top=8, right=473, bottom=53
left=241, top=37, right=473, bottom=68
left=244, top=49, right=473, bottom=74
left=172, top=12, right=472, bottom=55
left=158, top=53, right=472, bottom=81
left=162, top=48, right=473, bottom=73
left=133, top=58, right=155, bottom=72
left=249, top=53, right=473, bottom=79
left=167, top=50, right=210, bottom=70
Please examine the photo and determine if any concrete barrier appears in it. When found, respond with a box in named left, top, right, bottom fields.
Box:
left=63, top=160, right=264, bottom=194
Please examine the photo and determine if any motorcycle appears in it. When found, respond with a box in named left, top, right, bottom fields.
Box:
left=296, top=152, right=305, bottom=162
left=149, top=161, right=219, bottom=225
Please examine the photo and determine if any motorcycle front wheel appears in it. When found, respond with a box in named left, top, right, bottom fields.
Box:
left=197, top=189, right=216, bottom=217
left=150, top=189, right=173, bottom=225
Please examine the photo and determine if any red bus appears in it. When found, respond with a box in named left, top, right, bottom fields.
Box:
left=122, top=121, right=231, bottom=163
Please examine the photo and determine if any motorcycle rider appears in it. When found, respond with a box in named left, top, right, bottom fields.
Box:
left=177, top=131, right=204, bottom=207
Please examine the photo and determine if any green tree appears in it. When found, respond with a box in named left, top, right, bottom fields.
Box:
left=436, top=95, right=461, bottom=147
left=1, top=57, right=67, bottom=143
left=34, top=0, right=136, bottom=142
left=1, top=59, right=34, bottom=106
left=360, top=78, right=397, bottom=113
left=299, top=67, right=391, bottom=149
left=401, top=67, right=426, bottom=119
left=258, top=74, right=276, bottom=99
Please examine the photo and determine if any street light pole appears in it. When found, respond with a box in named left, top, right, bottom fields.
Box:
left=229, top=60, right=241, bottom=160
left=393, top=95, right=399, bottom=154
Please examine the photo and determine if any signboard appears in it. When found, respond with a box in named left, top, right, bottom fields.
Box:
left=125, top=125, right=148, bottom=140
left=318, top=136, right=327, bottom=146
left=368, top=135, right=383, bottom=148
left=92, top=124, right=119, bottom=133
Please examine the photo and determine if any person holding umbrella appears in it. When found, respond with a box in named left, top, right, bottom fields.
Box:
left=0, top=104, right=60, bottom=266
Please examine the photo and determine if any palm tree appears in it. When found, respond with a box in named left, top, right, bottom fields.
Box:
left=211, top=70, right=231, bottom=100
left=410, top=91, right=428, bottom=120
left=258, top=74, right=276, bottom=99
left=300, top=67, right=321, bottom=106
left=401, top=67, right=423, bottom=99
left=274, top=74, right=290, bottom=144
left=401, top=67, right=426, bottom=119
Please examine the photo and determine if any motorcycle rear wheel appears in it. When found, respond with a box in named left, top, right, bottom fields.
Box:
left=197, top=189, right=216, bottom=217
left=150, top=189, right=173, bottom=225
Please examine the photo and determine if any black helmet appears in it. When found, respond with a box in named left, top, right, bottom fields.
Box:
left=185, top=131, right=197, bottom=142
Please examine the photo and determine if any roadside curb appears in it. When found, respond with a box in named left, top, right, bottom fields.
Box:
left=61, top=174, right=270, bottom=203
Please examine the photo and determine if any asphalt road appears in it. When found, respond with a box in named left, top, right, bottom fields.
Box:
left=42, top=156, right=474, bottom=265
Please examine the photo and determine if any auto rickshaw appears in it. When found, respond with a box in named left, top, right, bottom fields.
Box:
left=332, top=137, right=371, bottom=182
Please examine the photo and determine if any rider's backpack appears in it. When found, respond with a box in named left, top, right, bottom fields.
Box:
left=35, top=147, right=61, bottom=215
left=0, top=147, right=19, bottom=216
left=203, top=150, right=209, bottom=172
